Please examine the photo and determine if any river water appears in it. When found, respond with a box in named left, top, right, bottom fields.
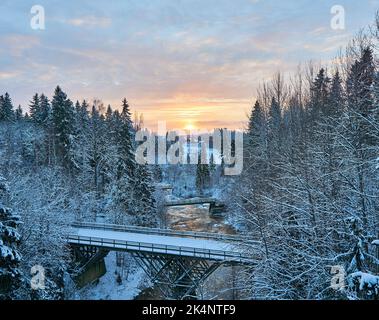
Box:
left=166, top=203, right=236, bottom=234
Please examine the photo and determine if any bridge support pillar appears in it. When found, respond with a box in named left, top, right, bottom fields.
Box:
left=131, top=252, right=221, bottom=300
left=70, top=245, right=109, bottom=288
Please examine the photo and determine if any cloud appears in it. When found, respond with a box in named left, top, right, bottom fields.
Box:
left=63, top=16, right=112, bottom=28
left=0, top=71, right=20, bottom=80
left=1, top=34, right=40, bottom=56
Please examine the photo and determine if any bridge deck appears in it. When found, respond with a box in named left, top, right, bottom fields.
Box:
left=164, top=198, right=218, bottom=207
left=68, top=223, right=256, bottom=263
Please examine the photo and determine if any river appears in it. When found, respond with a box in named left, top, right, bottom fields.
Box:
left=166, top=203, right=236, bottom=234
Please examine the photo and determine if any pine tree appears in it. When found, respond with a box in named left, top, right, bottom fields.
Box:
left=71, top=100, right=90, bottom=182
left=268, top=98, right=281, bottom=141
left=74, top=100, right=89, bottom=135
left=309, top=68, right=331, bottom=121
left=116, top=99, right=136, bottom=180
left=134, top=164, right=157, bottom=226
left=346, top=47, right=375, bottom=146
left=107, top=99, right=158, bottom=226
left=267, top=98, right=282, bottom=151
left=15, top=105, right=23, bottom=121
left=0, top=93, right=14, bottom=122
left=105, top=105, right=113, bottom=122
left=247, top=101, right=267, bottom=154
left=320, top=71, right=345, bottom=202
left=29, top=93, right=41, bottom=124
left=267, top=97, right=282, bottom=182
left=51, top=86, right=75, bottom=169
left=236, top=99, right=271, bottom=269
left=0, top=175, right=22, bottom=299
left=328, top=71, right=344, bottom=117
left=0, top=96, right=3, bottom=120
left=344, top=47, right=376, bottom=230
left=245, top=100, right=268, bottom=180
left=39, top=94, right=51, bottom=127
left=196, top=144, right=210, bottom=195
left=110, top=99, right=138, bottom=222
left=88, top=105, right=107, bottom=195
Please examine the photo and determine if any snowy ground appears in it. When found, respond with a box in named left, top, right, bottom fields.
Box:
left=78, top=252, right=145, bottom=300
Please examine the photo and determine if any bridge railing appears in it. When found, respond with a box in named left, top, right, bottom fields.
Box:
left=68, top=234, right=254, bottom=263
left=71, top=221, right=258, bottom=244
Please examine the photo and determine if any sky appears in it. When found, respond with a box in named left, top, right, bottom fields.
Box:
left=0, top=0, right=378, bottom=130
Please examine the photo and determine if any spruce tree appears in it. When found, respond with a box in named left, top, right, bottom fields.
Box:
left=29, top=93, right=41, bottom=124
left=329, top=71, right=344, bottom=117
left=345, top=47, right=376, bottom=229
left=88, top=105, right=107, bottom=195
left=347, top=47, right=376, bottom=146
left=246, top=100, right=267, bottom=161
left=309, top=68, right=331, bottom=121
left=267, top=97, right=282, bottom=151
left=116, top=99, right=136, bottom=180
left=0, top=95, right=3, bottom=120
left=71, top=100, right=90, bottom=181
left=0, top=93, right=14, bottom=122
left=15, top=106, right=23, bottom=121
left=134, top=164, right=157, bottom=226
left=51, top=86, right=75, bottom=169
left=39, top=94, right=51, bottom=127
left=267, top=97, right=282, bottom=181
left=241, top=100, right=269, bottom=235
left=196, top=145, right=210, bottom=195
left=111, top=99, right=137, bottom=222
left=75, top=100, right=89, bottom=135
left=105, top=105, right=113, bottom=122
left=0, top=176, right=22, bottom=299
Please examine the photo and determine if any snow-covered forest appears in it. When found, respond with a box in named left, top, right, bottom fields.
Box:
left=232, top=21, right=379, bottom=299
left=0, top=89, right=163, bottom=299
left=1, top=12, right=379, bottom=301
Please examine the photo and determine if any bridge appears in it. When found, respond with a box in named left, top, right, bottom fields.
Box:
left=164, top=198, right=226, bottom=216
left=165, top=198, right=218, bottom=207
left=68, top=222, right=259, bottom=299
left=155, top=183, right=173, bottom=191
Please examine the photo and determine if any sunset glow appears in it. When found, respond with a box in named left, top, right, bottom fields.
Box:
left=184, top=122, right=197, bottom=131
left=0, top=0, right=377, bottom=130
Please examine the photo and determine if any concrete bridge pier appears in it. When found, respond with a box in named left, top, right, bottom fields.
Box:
left=70, top=245, right=109, bottom=288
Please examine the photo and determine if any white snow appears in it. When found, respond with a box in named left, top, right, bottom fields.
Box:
left=372, top=240, right=379, bottom=246
left=72, top=228, right=233, bottom=252
left=0, top=245, right=14, bottom=259
left=350, top=272, right=379, bottom=291
left=78, top=252, right=145, bottom=300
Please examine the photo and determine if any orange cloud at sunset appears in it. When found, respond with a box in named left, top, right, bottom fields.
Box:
left=130, top=95, right=252, bottom=131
